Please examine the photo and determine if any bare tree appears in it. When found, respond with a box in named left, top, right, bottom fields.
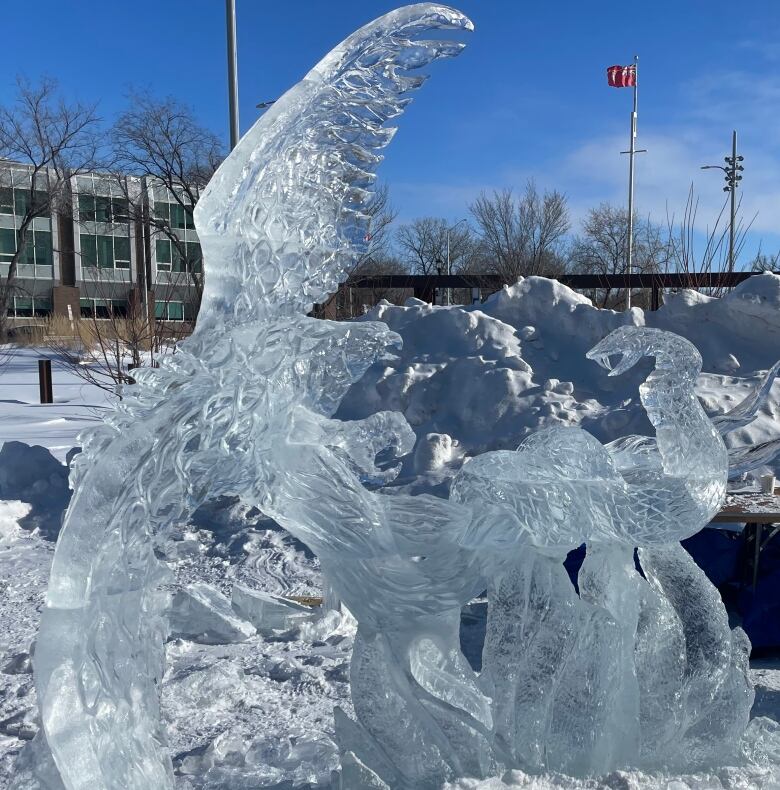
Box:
left=569, top=203, right=667, bottom=309
left=0, top=77, right=102, bottom=339
left=110, top=92, right=223, bottom=310
left=334, top=253, right=408, bottom=318
left=45, top=266, right=189, bottom=395
left=751, top=249, right=780, bottom=273
left=469, top=181, right=570, bottom=282
left=349, top=183, right=397, bottom=273
left=395, top=216, right=475, bottom=275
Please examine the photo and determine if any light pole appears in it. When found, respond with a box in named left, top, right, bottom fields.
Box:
left=701, top=130, right=744, bottom=273
left=226, top=0, right=240, bottom=150
left=445, top=218, right=469, bottom=306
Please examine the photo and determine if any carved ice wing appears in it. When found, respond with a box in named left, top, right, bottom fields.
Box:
left=712, top=359, right=780, bottom=435
left=193, top=4, right=472, bottom=324
left=727, top=438, right=780, bottom=479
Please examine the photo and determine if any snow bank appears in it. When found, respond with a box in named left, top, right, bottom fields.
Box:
left=338, top=274, right=780, bottom=484
left=0, top=442, right=70, bottom=539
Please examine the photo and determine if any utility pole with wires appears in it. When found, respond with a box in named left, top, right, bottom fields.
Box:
left=608, top=56, right=646, bottom=310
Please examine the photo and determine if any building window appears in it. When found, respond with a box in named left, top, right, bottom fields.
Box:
left=96, top=235, right=114, bottom=267
left=34, top=230, right=53, bottom=266
left=186, top=241, right=202, bottom=272
left=79, top=298, right=128, bottom=319
left=80, top=234, right=97, bottom=267
left=114, top=236, right=131, bottom=268
left=0, top=188, right=13, bottom=215
left=0, top=228, right=15, bottom=263
left=78, top=194, right=130, bottom=224
left=0, top=187, right=50, bottom=218
left=13, top=297, right=33, bottom=317
left=156, top=238, right=201, bottom=273
left=156, top=238, right=172, bottom=271
left=80, top=233, right=131, bottom=270
left=33, top=297, right=52, bottom=316
left=0, top=228, right=52, bottom=267
left=154, top=201, right=195, bottom=230
left=154, top=300, right=185, bottom=321
left=12, top=296, right=51, bottom=317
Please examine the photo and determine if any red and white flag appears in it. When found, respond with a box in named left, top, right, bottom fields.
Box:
left=607, top=64, right=636, bottom=88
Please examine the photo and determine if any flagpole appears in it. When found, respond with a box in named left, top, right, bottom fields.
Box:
left=626, top=54, right=638, bottom=311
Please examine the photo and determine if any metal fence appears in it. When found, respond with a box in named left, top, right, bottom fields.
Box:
left=318, top=272, right=759, bottom=318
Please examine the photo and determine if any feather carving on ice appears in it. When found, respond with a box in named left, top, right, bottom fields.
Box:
left=29, top=6, right=475, bottom=788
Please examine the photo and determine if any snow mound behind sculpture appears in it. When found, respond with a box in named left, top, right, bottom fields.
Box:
left=339, top=273, right=780, bottom=479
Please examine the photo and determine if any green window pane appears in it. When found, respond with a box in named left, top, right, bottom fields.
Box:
left=111, top=198, right=129, bottom=223
left=156, top=239, right=171, bottom=265
left=94, top=196, right=112, bottom=223
left=34, top=230, right=52, bottom=266
left=167, top=302, right=184, bottom=320
left=170, top=203, right=186, bottom=230
left=185, top=208, right=195, bottom=230
left=0, top=188, right=13, bottom=215
left=80, top=298, right=94, bottom=318
left=183, top=302, right=197, bottom=321
left=78, top=194, right=96, bottom=221
left=33, top=298, right=52, bottom=317
left=172, top=243, right=185, bottom=272
left=154, top=301, right=165, bottom=319
left=33, top=190, right=49, bottom=217
left=114, top=235, right=130, bottom=262
left=14, top=190, right=29, bottom=217
left=14, top=297, right=33, bottom=317
left=97, top=235, right=114, bottom=267
left=186, top=241, right=202, bottom=272
left=111, top=300, right=128, bottom=318
left=80, top=234, right=97, bottom=267
left=20, top=230, right=35, bottom=266
left=153, top=202, right=170, bottom=222
left=12, top=190, right=48, bottom=218
left=0, top=227, right=15, bottom=261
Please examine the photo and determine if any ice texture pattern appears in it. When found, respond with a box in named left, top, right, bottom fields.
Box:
left=28, top=5, right=476, bottom=789
left=22, top=4, right=773, bottom=790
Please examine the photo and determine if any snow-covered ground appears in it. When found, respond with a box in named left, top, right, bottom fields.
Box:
left=2, top=275, right=780, bottom=789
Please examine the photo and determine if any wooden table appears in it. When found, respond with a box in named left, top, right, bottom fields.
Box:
left=710, top=489, right=780, bottom=590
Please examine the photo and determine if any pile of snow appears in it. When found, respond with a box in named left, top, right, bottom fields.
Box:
left=338, top=274, right=780, bottom=489
left=0, top=442, right=71, bottom=539
left=0, top=347, right=110, bottom=463
left=2, top=274, right=780, bottom=789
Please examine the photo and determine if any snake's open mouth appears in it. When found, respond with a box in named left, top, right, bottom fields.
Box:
left=590, top=353, right=615, bottom=372
left=586, top=348, right=643, bottom=377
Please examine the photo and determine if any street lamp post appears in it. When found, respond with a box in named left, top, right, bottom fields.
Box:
left=445, top=218, right=469, bottom=306
left=701, top=130, right=744, bottom=273
left=226, top=0, right=240, bottom=150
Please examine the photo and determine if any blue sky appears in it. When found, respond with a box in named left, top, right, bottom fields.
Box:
left=3, top=1, right=780, bottom=261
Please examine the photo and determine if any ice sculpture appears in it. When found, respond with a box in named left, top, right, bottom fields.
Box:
left=452, top=327, right=753, bottom=776
left=23, top=4, right=774, bottom=790
left=29, top=5, right=481, bottom=789
left=714, top=359, right=780, bottom=479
